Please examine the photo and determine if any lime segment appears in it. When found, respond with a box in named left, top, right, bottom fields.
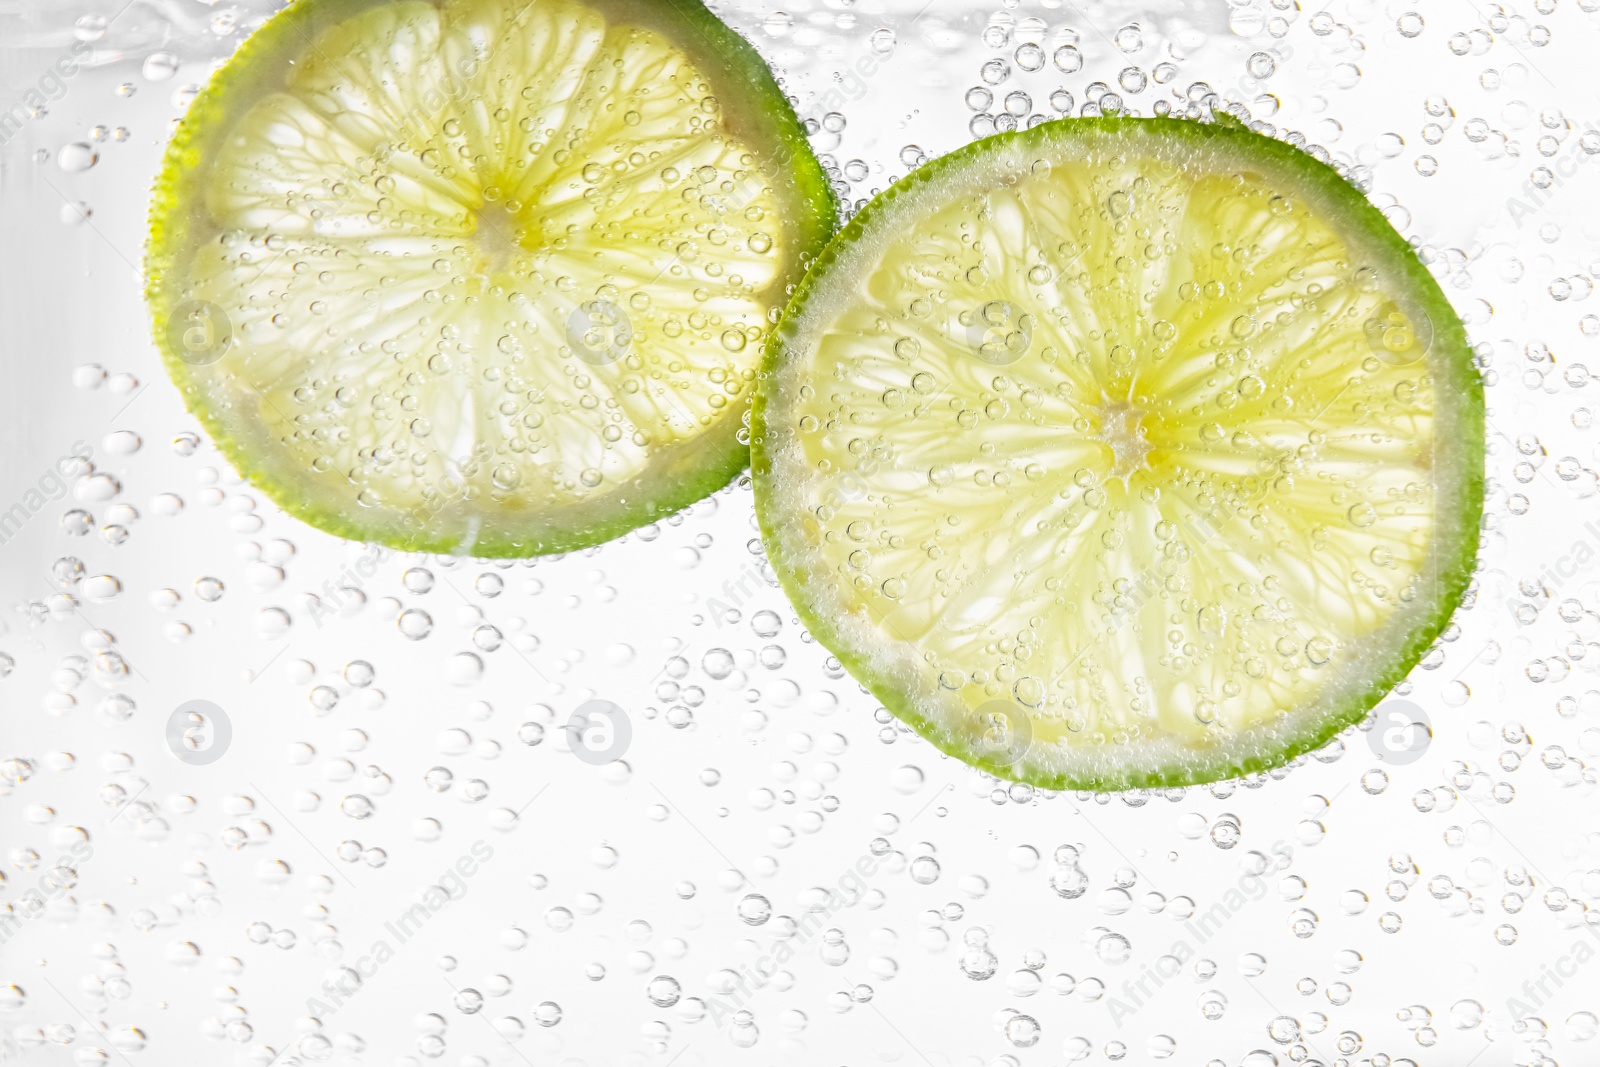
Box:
left=148, top=0, right=834, bottom=555
left=753, top=117, right=1483, bottom=791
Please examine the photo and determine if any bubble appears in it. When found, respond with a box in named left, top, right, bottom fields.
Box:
left=566, top=299, right=633, bottom=365
left=737, top=893, right=772, bottom=925
left=1051, top=865, right=1089, bottom=899
left=142, top=53, right=179, bottom=81
left=73, top=364, right=106, bottom=389
left=702, top=648, right=735, bottom=679
left=74, top=13, right=107, bottom=40
left=99, top=693, right=135, bottom=723
left=1005, top=1013, right=1042, bottom=1047
left=80, top=574, right=120, bottom=601
left=890, top=765, right=925, bottom=794
left=57, top=143, right=98, bottom=172
left=1451, top=999, right=1483, bottom=1029
left=1209, top=816, right=1241, bottom=849
left=165, top=941, right=202, bottom=967
left=190, top=576, right=224, bottom=603
left=1267, top=1015, right=1300, bottom=1044
left=396, top=609, right=433, bottom=640
left=1367, top=700, right=1432, bottom=764
left=1096, top=933, right=1132, bottom=964
left=0, top=759, right=34, bottom=785
left=647, top=974, right=681, bottom=1007
left=960, top=945, right=998, bottom=980
left=965, top=301, right=1033, bottom=365
left=909, top=856, right=941, bottom=884
left=730, top=1015, right=760, bottom=1046
left=340, top=795, right=374, bottom=820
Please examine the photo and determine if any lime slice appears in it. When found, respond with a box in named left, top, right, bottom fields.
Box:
left=752, top=117, right=1484, bottom=791
left=147, top=0, right=834, bottom=556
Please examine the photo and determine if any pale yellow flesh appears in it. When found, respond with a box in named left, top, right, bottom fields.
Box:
left=769, top=142, right=1439, bottom=763
left=177, top=0, right=785, bottom=531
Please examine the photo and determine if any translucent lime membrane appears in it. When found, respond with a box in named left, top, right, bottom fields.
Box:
left=754, top=118, right=1483, bottom=791
left=148, top=0, right=834, bottom=555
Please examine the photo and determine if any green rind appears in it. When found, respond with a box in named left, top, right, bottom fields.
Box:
left=145, top=0, right=839, bottom=558
left=751, top=115, right=1486, bottom=792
